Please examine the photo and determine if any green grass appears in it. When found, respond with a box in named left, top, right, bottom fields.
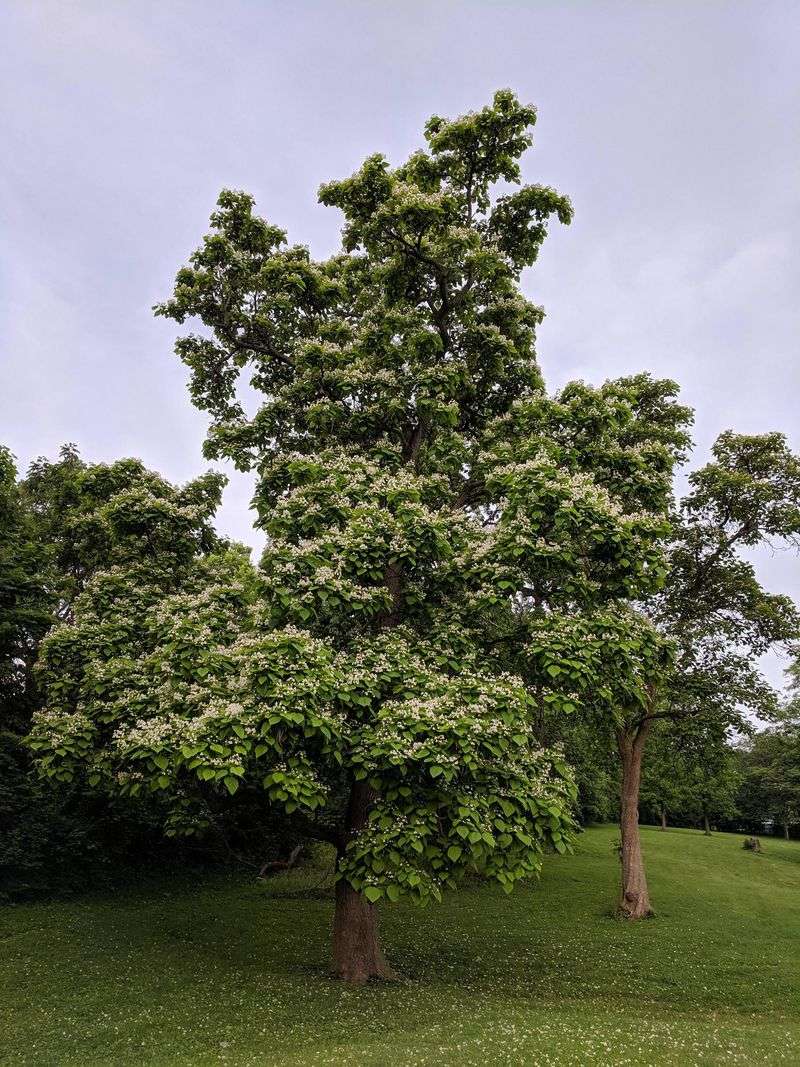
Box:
left=2, top=826, right=800, bottom=1065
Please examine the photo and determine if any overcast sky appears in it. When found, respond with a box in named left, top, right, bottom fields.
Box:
left=1, top=1, right=798, bottom=686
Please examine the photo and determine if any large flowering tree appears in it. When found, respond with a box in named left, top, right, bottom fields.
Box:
left=30, top=91, right=688, bottom=980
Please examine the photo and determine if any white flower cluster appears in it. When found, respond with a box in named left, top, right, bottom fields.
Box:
left=29, top=708, right=93, bottom=745
left=114, top=715, right=183, bottom=753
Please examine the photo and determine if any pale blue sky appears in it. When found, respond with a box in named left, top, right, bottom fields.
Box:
left=1, top=1, right=798, bottom=684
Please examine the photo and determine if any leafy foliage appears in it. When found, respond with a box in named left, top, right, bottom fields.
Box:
left=28, top=91, right=680, bottom=913
left=737, top=699, right=800, bottom=837
left=0, top=446, right=51, bottom=716
left=2, top=448, right=244, bottom=899
left=652, top=431, right=800, bottom=732
left=640, top=722, right=742, bottom=830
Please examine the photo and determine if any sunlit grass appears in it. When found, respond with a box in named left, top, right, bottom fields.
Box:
left=2, top=826, right=799, bottom=1065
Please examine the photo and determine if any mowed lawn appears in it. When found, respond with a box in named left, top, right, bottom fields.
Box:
left=2, top=826, right=799, bottom=1066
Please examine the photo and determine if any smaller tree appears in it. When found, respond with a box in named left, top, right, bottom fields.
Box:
left=504, top=375, right=692, bottom=915
left=6, top=452, right=233, bottom=895
left=614, top=431, right=800, bottom=916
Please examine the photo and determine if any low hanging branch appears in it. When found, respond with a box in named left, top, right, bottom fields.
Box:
left=259, top=844, right=303, bottom=878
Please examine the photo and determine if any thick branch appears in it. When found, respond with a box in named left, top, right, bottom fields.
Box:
left=681, top=519, right=756, bottom=602
left=451, top=476, right=485, bottom=511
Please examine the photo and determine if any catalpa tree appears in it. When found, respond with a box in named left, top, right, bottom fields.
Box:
left=30, top=91, right=684, bottom=980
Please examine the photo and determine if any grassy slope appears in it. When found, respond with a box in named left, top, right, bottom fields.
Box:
left=2, top=825, right=799, bottom=1066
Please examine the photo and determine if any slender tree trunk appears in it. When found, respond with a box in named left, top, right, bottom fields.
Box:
left=703, top=813, right=711, bottom=836
left=331, top=779, right=396, bottom=983
left=784, top=820, right=790, bottom=841
left=659, top=806, right=667, bottom=831
left=617, top=723, right=653, bottom=919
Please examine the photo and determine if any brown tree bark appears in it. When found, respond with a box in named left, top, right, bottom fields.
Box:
left=659, top=806, right=667, bottom=831
left=331, top=779, right=396, bottom=983
left=784, top=820, right=790, bottom=841
left=329, top=546, right=407, bottom=983
left=703, top=813, right=711, bottom=836
left=617, top=722, right=653, bottom=919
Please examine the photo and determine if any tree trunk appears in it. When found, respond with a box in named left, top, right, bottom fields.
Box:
left=784, top=820, right=790, bottom=841
left=617, top=724, right=653, bottom=919
left=703, top=813, right=711, bottom=836
left=659, top=806, right=667, bottom=831
left=332, top=877, right=394, bottom=983
left=331, top=779, right=396, bottom=983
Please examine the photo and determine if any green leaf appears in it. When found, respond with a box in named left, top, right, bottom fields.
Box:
left=364, top=886, right=382, bottom=903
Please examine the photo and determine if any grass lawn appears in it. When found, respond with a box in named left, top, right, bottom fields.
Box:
left=2, top=824, right=799, bottom=1065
